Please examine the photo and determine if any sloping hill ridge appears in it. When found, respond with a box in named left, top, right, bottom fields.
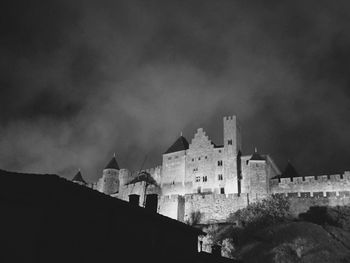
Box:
left=238, top=222, right=350, bottom=263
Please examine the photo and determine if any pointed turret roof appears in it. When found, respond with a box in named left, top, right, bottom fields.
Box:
left=281, top=161, right=299, bottom=178
left=72, top=170, right=86, bottom=184
left=249, top=147, right=265, bottom=161
left=164, top=135, right=189, bottom=154
left=105, top=155, right=120, bottom=170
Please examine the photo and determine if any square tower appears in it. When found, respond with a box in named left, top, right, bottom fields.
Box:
left=223, top=116, right=242, bottom=155
left=223, top=116, right=242, bottom=194
left=247, top=153, right=268, bottom=201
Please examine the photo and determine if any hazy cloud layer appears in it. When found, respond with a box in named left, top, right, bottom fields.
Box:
left=1, top=0, right=350, bottom=181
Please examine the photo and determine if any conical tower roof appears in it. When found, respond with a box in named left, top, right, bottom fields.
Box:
left=164, top=135, right=189, bottom=154
left=105, top=155, right=120, bottom=170
left=72, top=170, right=86, bottom=184
left=281, top=161, right=299, bottom=178
left=249, top=147, right=265, bottom=161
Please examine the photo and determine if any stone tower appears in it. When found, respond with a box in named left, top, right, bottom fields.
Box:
left=99, top=154, right=120, bottom=195
left=161, top=135, right=189, bottom=195
left=247, top=149, right=268, bottom=201
left=223, top=116, right=242, bottom=155
left=223, top=116, right=242, bottom=194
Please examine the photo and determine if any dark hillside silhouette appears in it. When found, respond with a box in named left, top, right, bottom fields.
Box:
left=0, top=169, right=208, bottom=263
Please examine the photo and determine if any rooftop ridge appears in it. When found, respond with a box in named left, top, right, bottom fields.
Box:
left=164, top=135, right=189, bottom=154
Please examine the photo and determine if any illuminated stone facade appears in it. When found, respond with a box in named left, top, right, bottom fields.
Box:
left=77, top=115, right=350, bottom=224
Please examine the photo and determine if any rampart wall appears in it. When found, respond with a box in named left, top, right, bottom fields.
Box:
left=270, top=171, right=350, bottom=195
left=273, top=192, right=350, bottom=217
left=158, top=195, right=185, bottom=221
left=184, top=193, right=249, bottom=224
left=114, top=168, right=350, bottom=225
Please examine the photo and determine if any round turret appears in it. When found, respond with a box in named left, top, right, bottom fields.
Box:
left=101, top=155, right=120, bottom=195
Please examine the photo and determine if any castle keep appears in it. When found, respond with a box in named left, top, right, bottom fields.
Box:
left=73, top=115, right=350, bottom=224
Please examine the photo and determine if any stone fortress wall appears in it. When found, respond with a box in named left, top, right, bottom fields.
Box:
left=285, top=194, right=350, bottom=217
left=156, top=171, right=350, bottom=223
left=87, top=115, right=350, bottom=225
left=183, top=193, right=249, bottom=223
left=268, top=171, right=350, bottom=217
left=270, top=171, right=350, bottom=196
left=117, top=169, right=350, bottom=223
left=177, top=171, right=350, bottom=223
left=158, top=195, right=185, bottom=221
left=176, top=171, right=350, bottom=223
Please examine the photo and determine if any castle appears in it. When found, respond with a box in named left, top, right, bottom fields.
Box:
left=72, top=115, right=350, bottom=224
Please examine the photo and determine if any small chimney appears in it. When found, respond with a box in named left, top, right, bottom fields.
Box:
left=211, top=244, right=221, bottom=257
left=129, top=194, right=140, bottom=206
left=145, top=194, right=158, bottom=212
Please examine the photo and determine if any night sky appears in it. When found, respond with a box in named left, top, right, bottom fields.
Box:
left=1, top=0, right=350, bottom=182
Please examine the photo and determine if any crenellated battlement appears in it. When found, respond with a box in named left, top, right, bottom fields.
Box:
left=270, top=171, right=350, bottom=196
left=274, top=191, right=350, bottom=198
left=271, top=171, right=350, bottom=185
left=93, top=114, right=350, bottom=225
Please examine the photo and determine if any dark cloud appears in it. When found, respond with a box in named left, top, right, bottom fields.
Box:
left=1, top=0, right=350, bottom=181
